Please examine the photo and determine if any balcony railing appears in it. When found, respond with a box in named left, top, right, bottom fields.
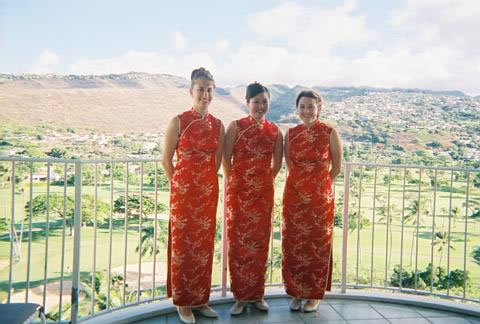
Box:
left=1, top=157, right=479, bottom=323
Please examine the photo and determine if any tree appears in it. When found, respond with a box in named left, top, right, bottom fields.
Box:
left=437, top=269, right=470, bottom=290
left=473, top=173, right=480, bottom=188
left=135, top=223, right=168, bottom=257
left=472, top=246, right=480, bottom=265
left=25, top=193, right=109, bottom=236
left=146, top=167, right=169, bottom=191
left=0, top=163, right=9, bottom=187
left=451, top=206, right=461, bottom=227
left=405, top=198, right=430, bottom=266
left=113, top=195, right=165, bottom=218
left=348, top=211, right=370, bottom=232
left=377, top=199, right=398, bottom=269
left=433, top=231, right=454, bottom=266
left=104, top=163, right=126, bottom=181
left=47, top=147, right=68, bottom=158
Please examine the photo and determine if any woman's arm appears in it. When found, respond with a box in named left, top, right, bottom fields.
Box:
left=284, top=129, right=291, bottom=172
left=329, top=128, right=342, bottom=181
left=216, top=122, right=226, bottom=172
left=221, top=121, right=237, bottom=179
left=161, top=116, right=180, bottom=182
left=272, top=129, right=283, bottom=178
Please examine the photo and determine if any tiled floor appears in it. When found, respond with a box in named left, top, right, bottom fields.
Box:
left=133, top=297, right=480, bottom=324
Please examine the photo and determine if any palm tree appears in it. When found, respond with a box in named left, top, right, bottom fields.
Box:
left=377, top=198, right=398, bottom=269
left=405, top=199, right=430, bottom=266
left=471, top=246, right=480, bottom=265
left=434, top=231, right=454, bottom=266
left=451, top=206, right=461, bottom=227
left=135, top=223, right=168, bottom=257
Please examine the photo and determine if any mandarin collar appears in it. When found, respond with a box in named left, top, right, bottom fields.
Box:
left=191, top=107, right=208, bottom=119
left=303, top=119, right=319, bottom=130
left=248, top=115, right=265, bottom=126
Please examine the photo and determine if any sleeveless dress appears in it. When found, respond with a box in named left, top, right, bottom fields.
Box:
left=282, top=121, right=334, bottom=299
left=226, top=116, right=279, bottom=301
left=166, top=108, right=221, bottom=306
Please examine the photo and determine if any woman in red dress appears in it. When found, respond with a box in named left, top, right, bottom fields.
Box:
left=282, top=90, right=342, bottom=312
left=162, top=67, right=225, bottom=324
left=223, top=82, right=283, bottom=315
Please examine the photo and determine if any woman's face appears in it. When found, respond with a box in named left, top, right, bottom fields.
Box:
left=190, top=78, right=215, bottom=111
left=297, top=96, right=319, bottom=125
left=247, top=91, right=269, bottom=121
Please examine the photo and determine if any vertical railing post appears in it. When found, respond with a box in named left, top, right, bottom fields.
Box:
left=341, top=163, right=350, bottom=294
left=71, top=162, right=82, bottom=323
left=221, top=176, right=228, bottom=297
left=222, top=176, right=228, bottom=297
left=7, top=161, right=15, bottom=303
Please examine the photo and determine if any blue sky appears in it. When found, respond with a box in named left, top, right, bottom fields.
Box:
left=1, top=0, right=479, bottom=95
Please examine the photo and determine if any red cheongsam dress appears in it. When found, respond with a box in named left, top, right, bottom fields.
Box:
left=167, top=108, right=221, bottom=306
left=282, top=121, right=334, bottom=299
left=226, top=116, right=279, bottom=301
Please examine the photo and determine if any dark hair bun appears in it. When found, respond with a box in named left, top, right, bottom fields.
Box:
left=245, top=82, right=270, bottom=102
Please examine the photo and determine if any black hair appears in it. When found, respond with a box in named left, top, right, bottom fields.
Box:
left=295, top=90, right=323, bottom=108
left=190, top=67, right=215, bottom=88
left=245, top=82, right=270, bottom=102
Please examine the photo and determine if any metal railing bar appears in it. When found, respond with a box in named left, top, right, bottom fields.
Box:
left=137, top=162, right=144, bottom=302
left=152, top=163, right=158, bottom=298
left=7, top=161, right=15, bottom=303
left=26, top=162, right=33, bottom=303
left=123, top=162, right=129, bottom=305
left=42, top=162, right=51, bottom=308
left=447, top=170, right=453, bottom=295
left=463, top=172, right=470, bottom=300
left=370, top=167, right=377, bottom=287
left=430, top=169, right=438, bottom=293
left=384, top=167, right=392, bottom=287
left=0, top=157, right=164, bottom=163
left=341, top=164, right=350, bottom=294
left=58, top=162, right=68, bottom=322
left=221, top=177, right=228, bottom=297
left=71, top=162, right=83, bottom=323
left=107, top=162, right=114, bottom=309
left=91, top=163, right=98, bottom=315
left=414, top=168, right=422, bottom=291
left=343, top=161, right=480, bottom=172
left=355, top=165, right=363, bottom=286
left=399, top=167, right=407, bottom=290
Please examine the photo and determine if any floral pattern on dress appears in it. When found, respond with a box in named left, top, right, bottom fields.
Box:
left=226, top=116, right=279, bottom=301
left=166, top=108, right=221, bottom=306
left=282, top=121, right=334, bottom=299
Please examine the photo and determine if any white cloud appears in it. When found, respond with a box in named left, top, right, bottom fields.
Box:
left=386, top=0, right=480, bottom=94
left=30, top=50, right=60, bottom=73
left=34, top=0, right=480, bottom=95
left=172, top=31, right=188, bottom=52
left=66, top=50, right=216, bottom=79
left=246, top=0, right=375, bottom=55
left=391, top=0, right=480, bottom=53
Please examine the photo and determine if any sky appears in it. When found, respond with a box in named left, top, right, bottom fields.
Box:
left=1, top=0, right=480, bottom=96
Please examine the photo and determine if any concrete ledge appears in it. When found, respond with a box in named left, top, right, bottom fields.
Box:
left=325, top=290, right=480, bottom=317
left=81, top=289, right=480, bottom=323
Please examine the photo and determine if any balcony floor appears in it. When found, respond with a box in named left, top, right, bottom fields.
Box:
left=132, top=297, right=480, bottom=324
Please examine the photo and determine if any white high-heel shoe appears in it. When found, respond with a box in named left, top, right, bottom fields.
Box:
left=303, top=300, right=320, bottom=312
left=254, top=299, right=269, bottom=311
left=176, top=306, right=196, bottom=323
left=194, top=304, right=218, bottom=318
left=289, top=298, right=301, bottom=311
left=230, top=301, right=247, bottom=315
